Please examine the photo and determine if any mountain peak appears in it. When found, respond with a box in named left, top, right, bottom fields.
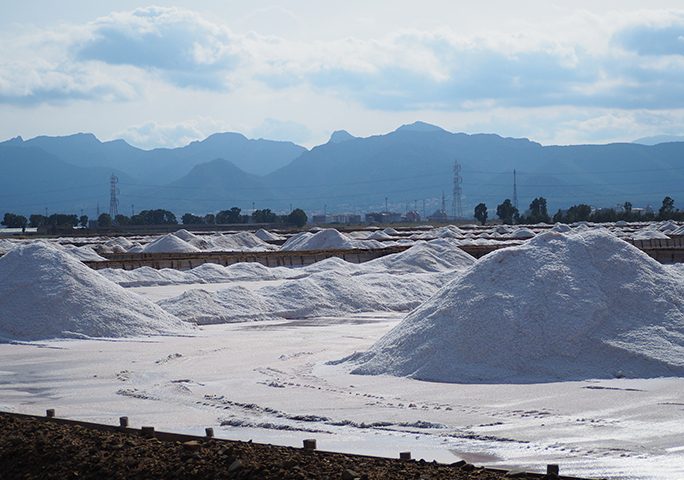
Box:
left=3, top=135, right=24, bottom=145
left=328, top=130, right=355, bottom=144
left=395, top=121, right=446, bottom=133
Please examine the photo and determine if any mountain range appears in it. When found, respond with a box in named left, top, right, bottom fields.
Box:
left=1, top=122, right=684, bottom=218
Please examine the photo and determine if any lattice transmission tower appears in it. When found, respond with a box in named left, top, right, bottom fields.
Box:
left=452, top=159, right=463, bottom=219
left=513, top=169, right=519, bottom=210
left=109, top=174, right=119, bottom=218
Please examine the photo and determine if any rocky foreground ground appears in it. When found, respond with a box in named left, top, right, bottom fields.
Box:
left=0, top=413, right=579, bottom=480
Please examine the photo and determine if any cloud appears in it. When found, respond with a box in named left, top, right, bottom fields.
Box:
left=4, top=5, right=684, bottom=114
left=0, top=59, right=138, bottom=105
left=251, top=118, right=312, bottom=144
left=613, top=14, right=684, bottom=56
left=116, top=119, right=224, bottom=149
left=73, top=6, right=239, bottom=89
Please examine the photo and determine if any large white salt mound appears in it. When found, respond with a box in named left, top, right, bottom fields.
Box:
left=206, top=232, right=275, bottom=251
left=280, top=228, right=384, bottom=251
left=347, top=230, right=684, bottom=383
left=363, top=239, right=475, bottom=274
left=0, top=243, right=193, bottom=341
left=142, top=234, right=201, bottom=253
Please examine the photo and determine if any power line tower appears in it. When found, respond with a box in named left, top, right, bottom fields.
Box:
left=109, top=174, right=119, bottom=218
left=452, top=159, right=463, bottom=219
left=512, top=169, right=519, bottom=210
left=441, top=191, right=446, bottom=215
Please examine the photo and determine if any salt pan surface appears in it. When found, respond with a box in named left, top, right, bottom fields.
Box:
left=348, top=230, right=684, bottom=383
left=0, top=243, right=192, bottom=341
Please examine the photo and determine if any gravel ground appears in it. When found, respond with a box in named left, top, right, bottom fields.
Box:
left=0, top=413, right=579, bottom=480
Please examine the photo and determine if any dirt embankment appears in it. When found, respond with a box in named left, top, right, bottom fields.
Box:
left=0, top=413, right=570, bottom=480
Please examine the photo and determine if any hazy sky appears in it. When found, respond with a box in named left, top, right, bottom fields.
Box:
left=2, top=1, right=684, bottom=148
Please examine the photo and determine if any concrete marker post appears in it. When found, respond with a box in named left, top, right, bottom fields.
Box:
left=399, top=451, right=412, bottom=460
left=205, top=427, right=214, bottom=438
left=46, top=409, right=55, bottom=418
left=547, top=464, right=559, bottom=475
left=141, top=426, right=155, bottom=439
left=302, top=439, right=317, bottom=450
left=119, top=416, right=129, bottom=429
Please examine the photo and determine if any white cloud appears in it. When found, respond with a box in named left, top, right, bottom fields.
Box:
left=116, top=118, right=230, bottom=149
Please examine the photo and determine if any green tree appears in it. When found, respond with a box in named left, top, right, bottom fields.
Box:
left=2, top=213, right=28, bottom=228
left=204, top=213, right=215, bottom=225
left=552, top=209, right=564, bottom=223
left=79, top=215, right=89, bottom=227
left=286, top=208, right=307, bottom=228
left=622, top=201, right=632, bottom=220
left=658, top=196, right=675, bottom=220
left=473, top=203, right=488, bottom=225
left=114, top=214, right=130, bottom=225
left=47, top=214, right=78, bottom=227
left=216, top=207, right=243, bottom=224
left=131, top=209, right=177, bottom=225
left=496, top=199, right=518, bottom=225
left=252, top=208, right=277, bottom=223
left=182, top=213, right=205, bottom=225
left=565, top=204, right=592, bottom=223
left=98, top=213, right=112, bottom=227
left=29, top=214, right=47, bottom=228
left=527, top=197, right=550, bottom=224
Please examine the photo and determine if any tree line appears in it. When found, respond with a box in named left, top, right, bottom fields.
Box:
left=473, top=196, right=683, bottom=225
left=1, top=207, right=308, bottom=230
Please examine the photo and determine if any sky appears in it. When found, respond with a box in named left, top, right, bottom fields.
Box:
left=1, top=1, right=684, bottom=148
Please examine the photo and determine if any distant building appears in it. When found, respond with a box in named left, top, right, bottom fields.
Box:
left=428, top=209, right=448, bottom=222
left=403, top=210, right=421, bottom=223
left=365, top=212, right=402, bottom=224
left=311, top=214, right=328, bottom=224
left=329, top=214, right=362, bottom=224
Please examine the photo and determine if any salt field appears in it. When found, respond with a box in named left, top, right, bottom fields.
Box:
left=1, top=222, right=684, bottom=479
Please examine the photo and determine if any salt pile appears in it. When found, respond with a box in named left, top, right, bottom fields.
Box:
left=158, top=239, right=474, bottom=323
left=0, top=243, right=192, bottom=341
left=0, top=239, right=17, bottom=254
left=142, top=234, right=201, bottom=253
left=280, top=228, right=384, bottom=251
left=346, top=230, right=684, bottom=383
left=363, top=239, right=474, bottom=274
left=512, top=227, right=536, bottom=239
left=632, top=229, right=670, bottom=240
left=173, top=229, right=211, bottom=249
left=206, top=232, right=275, bottom=251
left=61, top=245, right=107, bottom=262
left=255, top=229, right=285, bottom=241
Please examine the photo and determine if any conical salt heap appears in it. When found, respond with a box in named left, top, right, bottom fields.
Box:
left=0, top=242, right=193, bottom=341
left=347, top=230, right=684, bottom=383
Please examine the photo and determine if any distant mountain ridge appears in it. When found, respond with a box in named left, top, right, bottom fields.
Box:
left=1, top=124, right=684, bottom=217
left=2, top=131, right=306, bottom=181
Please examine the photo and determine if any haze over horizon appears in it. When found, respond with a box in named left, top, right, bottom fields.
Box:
left=2, top=1, right=684, bottom=149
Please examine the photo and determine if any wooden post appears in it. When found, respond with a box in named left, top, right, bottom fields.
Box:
left=46, top=409, right=55, bottom=418
left=119, top=416, right=129, bottom=428
left=205, top=427, right=214, bottom=438
left=141, top=426, right=155, bottom=438
left=302, top=439, right=317, bottom=450
left=399, top=451, right=411, bottom=460
left=547, top=464, right=559, bottom=475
